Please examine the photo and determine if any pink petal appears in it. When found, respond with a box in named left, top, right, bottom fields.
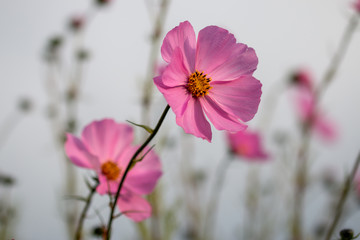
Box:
left=245, top=132, right=268, bottom=159
left=227, top=131, right=269, bottom=161
left=131, top=147, right=162, bottom=171
left=294, top=88, right=315, bottom=121
left=97, top=148, right=162, bottom=195
left=158, top=47, right=191, bottom=88
left=195, top=26, right=258, bottom=81
left=114, top=146, right=162, bottom=195
left=176, top=97, right=212, bottom=142
left=117, top=189, right=152, bottom=222
left=81, top=119, right=133, bottom=163
left=96, top=174, right=119, bottom=195
left=64, top=133, right=98, bottom=169
left=154, top=78, right=191, bottom=118
left=154, top=48, right=192, bottom=117
left=126, top=171, right=162, bottom=195
left=200, top=96, right=247, bottom=132
left=210, top=76, right=262, bottom=122
left=161, top=21, right=196, bottom=72
left=209, top=46, right=258, bottom=82
left=126, top=149, right=162, bottom=195
left=313, top=113, right=337, bottom=142
left=115, top=145, right=136, bottom=169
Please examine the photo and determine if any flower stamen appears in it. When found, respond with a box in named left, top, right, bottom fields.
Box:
left=186, top=70, right=212, bottom=97
left=101, top=161, right=121, bottom=181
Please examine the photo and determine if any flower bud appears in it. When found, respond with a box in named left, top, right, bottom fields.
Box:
left=340, top=229, right=354, bottom=240
left=69, top=15, right=84, bottom=31
left=76, top=49, right=90, bottom=61
left=289, top=69, right=313, bottom=91
left=95, top=0, right=111, bottom=6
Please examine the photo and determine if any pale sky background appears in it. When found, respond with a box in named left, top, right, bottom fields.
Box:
left=1, top=0, right=360, bottom=239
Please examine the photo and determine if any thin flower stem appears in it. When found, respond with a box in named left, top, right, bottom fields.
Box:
left=74, top=181, right=99, bottom=240
left=139, top=1, right=170, bottom=239
left=106, top=104, right=170, bottom=240
left=292, top=126, right=311, bottom=240
left=202, top=154, right=232, bottom=240
left=141, top=0, right=170, bottom=126
left=323, top=151, right=360, bottom=240
left=316, top=14, right=359, bottom=99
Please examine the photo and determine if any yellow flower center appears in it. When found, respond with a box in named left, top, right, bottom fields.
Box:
left=186, top=70, right=212, bottom=97
left=101, top=161, right=121, bottom=181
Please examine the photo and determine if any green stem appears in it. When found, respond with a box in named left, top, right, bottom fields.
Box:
left=291, top=127, right=311, bottom=240
left=323, top=151, right=360, bottom=240
left=106, top=104, right=170, bottom=240
left=141, top=0, right=170, bottom=127
left=316, top=14, right=359, bottom=99
left=74, top=181, right=99, bottom=240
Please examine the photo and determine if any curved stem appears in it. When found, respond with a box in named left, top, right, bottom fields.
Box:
left=323, top=151, right=360, bottom=240
left=74, top=181, right=99, bottom=240
left=106, top=104, right=170, bottom=240
left=202, top=155, right=232, bottom=240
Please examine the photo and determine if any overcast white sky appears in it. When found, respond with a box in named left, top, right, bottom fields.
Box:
left=1, top=0, right=360, bottom=239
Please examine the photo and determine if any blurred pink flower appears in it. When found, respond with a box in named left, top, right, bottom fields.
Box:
left=154, top=21, right=262, bottom=142
left=227, top=130, right=269, bottom=161
left=294, top=88, right=337, bottom=142
left=65, top=119, right=162, bottom=222
left=290, top=68, right=314, bottom=91
left=353, top=0, right=360, bottom=12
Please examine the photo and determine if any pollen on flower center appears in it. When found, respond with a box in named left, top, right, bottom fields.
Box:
left=101, top=161, right=121, bottom=181
left=186, top=70, right=212, bottom=97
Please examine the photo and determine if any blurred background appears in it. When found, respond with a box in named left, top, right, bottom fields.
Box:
left=1, top=0, right=360, bottom=239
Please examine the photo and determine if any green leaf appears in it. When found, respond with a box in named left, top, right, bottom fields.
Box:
left=126, top=120, right=154, bottom=134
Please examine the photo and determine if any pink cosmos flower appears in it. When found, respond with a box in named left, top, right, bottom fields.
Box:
left=64, top=119, right=162, bottom=222
left=227, top=130, right=269, bottom=161
left=154, top=21, right=262, bottom=142
left=294, top=88, right=337, bottom=142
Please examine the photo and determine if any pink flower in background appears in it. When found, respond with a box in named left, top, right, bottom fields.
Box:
left=227, top=130, right=269, bottom=161
left=290, top=68, right=314, bottom=91
left=154, top=21, right=262, bottom=142
left=65, top=119, right=162, bottom=222
left=294, top=88, right=337, bottom=142
left=353, top=0, right=360, bottom=12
